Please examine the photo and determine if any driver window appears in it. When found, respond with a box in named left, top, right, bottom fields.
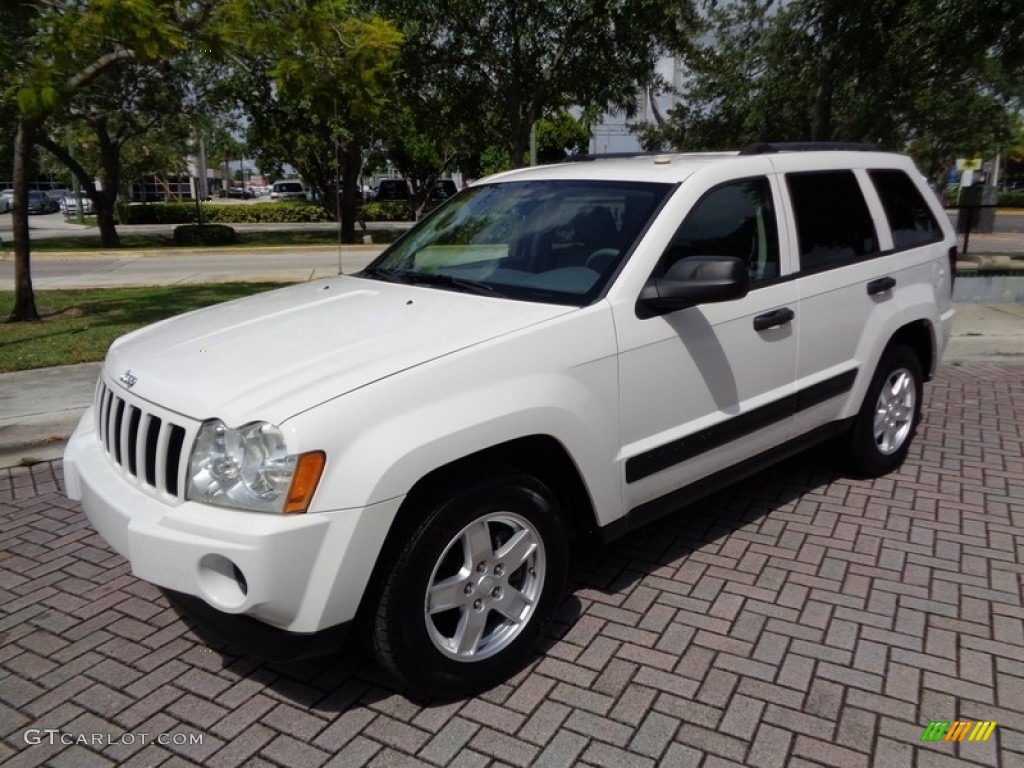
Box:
left=658, top=177, right=780, bottom=284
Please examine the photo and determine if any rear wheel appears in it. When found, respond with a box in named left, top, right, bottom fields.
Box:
left=848, top=345, right=923, bottom=477
left=373, top=470, right=568, bottom=701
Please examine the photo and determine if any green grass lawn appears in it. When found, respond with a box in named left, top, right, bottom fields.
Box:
left=0, top=283, right=290, bottom=373
left=22, top=228, right=405, bottom=252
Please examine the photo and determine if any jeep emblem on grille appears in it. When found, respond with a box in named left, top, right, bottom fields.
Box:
left=119, top=370, right=138, bottom=389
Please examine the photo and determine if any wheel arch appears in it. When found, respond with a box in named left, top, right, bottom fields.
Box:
left=886, top=319, right=936, bottom=381
left=353, top=434, right=598, bottom=633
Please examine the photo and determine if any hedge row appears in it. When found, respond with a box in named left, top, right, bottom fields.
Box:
left=358, top=201, right=415, bottom=221
left=172, top=224, right=238, bottom=246
left=116, top=201, right=330, bottom=225
left=208, top=202, right=328, bottom=223
left=115, top=200, right=418, bottom=225
left=942, top=190, right=1024, bottom=208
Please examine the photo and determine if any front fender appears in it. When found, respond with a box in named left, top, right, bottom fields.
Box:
left=283, top=303, right=624, bottom=527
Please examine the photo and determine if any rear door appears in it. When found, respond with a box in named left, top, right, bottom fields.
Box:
left=779, top=165, right=893, bottom=436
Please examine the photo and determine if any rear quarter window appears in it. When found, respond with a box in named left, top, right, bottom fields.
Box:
left=868, top=169, right=942, bottom=249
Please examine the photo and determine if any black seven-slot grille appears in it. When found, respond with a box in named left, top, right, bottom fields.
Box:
left=95, top=379, right=189, bottom=498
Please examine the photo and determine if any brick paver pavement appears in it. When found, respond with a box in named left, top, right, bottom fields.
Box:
left=1, top=361, right=1022, bottom=767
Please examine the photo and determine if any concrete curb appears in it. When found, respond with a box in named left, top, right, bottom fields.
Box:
left=0, top=363, right=101, bottom=469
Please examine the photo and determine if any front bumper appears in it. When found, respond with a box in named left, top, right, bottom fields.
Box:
left=162, top=589, right=352, bottom=662
left=64, top=409, right=403, bottom=634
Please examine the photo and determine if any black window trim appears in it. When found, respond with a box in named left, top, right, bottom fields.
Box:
left=648, top=173, right=784, bottom=282
left=785, top=169, right=882, bottom=275
left=866, top=168, right=944, bottom=254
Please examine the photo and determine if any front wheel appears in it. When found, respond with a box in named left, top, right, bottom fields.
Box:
left=848, top=345, right=923, bottom=477
left=373, top=470, right=568, bottom=700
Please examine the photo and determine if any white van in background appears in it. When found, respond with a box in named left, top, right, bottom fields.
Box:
left=270, top=180, right=309, bottom=201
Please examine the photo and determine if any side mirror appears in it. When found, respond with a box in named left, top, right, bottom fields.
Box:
left=637, top=255, right=750, bottom=317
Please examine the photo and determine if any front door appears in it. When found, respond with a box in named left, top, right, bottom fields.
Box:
left=612, top=172, right=799, bottom=516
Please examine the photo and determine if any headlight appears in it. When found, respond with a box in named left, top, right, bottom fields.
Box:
left=186, top=420, right=324, bottom=514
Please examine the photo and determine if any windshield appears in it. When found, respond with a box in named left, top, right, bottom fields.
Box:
left=359, top=179, right=673, bottom=305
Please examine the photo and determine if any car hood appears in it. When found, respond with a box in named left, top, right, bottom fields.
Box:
left=104, top=275, right=576, bottom=425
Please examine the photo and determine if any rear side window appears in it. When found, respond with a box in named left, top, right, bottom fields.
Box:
left=869, top=169, right=941, bottom=249
left=787, top=171, right=878, bottom=271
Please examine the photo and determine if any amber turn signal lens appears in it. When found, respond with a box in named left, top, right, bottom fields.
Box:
left=284, top=451, right=326, bottom=514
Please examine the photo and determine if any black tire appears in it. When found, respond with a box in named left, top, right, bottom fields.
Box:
left=372, top=470, right=568, bottom=701
left=848, top=345, right=923, bottom=477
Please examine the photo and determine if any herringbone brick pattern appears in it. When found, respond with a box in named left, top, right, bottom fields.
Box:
left=1, top=362, right=1021, bottom=767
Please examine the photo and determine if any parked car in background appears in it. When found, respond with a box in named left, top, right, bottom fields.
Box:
left=226, top=186, right=257, bottom=199
left=431, top=179, right=458, bottom=201
left=374, top=178, right=457, bottom=203
left=27, top=190, right=59, bottom=214
left=0, top=190, right=13, bottom=213
left=374, top=178, right=410, bottom=202
left=60, top=194, right=94, bottom=217
left=270, top=180, right=309, bottom=201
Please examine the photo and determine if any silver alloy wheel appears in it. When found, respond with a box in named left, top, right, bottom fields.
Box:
left=424, top=511, right=546, bottom=662
left=873, top=366, right=916, bottom=455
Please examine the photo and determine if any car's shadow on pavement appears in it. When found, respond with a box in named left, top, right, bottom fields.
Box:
left=164, top=446, right=850, bottom=711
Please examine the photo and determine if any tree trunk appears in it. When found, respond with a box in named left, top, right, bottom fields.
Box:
left=94, top=192, right=121, bottom=248
left=9, top=117, right=40, bottom=322
left=37, top=132, right=122, bottom=247
left=811, top=8, right=837, bottom=143
left=340, top=142, right=361, bottom=244
left=95, top=125, right=123, bottom=247
left=407, top=173, right=436, bottom=222
left=412, top=189, right=431, bottom=221
left=508, top=121, right=532, bottom=169
left=812, top=53, right=834, bottom=142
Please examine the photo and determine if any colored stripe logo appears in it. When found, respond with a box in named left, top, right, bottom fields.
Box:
left=921, top=721, right=997, bottom=742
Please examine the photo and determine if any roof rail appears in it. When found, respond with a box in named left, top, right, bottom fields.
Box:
left=562, top=152, right=671, bottom=162
left=739, top=142, right=889, bottom=155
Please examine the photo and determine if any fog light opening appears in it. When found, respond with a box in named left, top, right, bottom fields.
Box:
left=231, top=563, right=248, bottom=596
left=197, top=554, right=249, bottom=608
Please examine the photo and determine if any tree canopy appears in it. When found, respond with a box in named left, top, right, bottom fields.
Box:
left=216, top=0, right=402, bottom=239
left=635, top=0, right=1024, bottom=181
left=374, top=0, right=700, bottom=168
left=6, top=0, right=1023, bottom=325
left=4, top=0, right=209, bottom=321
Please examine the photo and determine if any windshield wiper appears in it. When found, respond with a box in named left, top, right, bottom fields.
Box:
left=402, top=272, right=503, bottom=297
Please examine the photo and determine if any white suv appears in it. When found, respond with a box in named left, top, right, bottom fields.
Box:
left=65, top=144, right=956, bottom=699
left=269, top=180, right=309, bottom=201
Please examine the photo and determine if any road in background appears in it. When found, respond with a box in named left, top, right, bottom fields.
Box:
left=0, top=247, right=385, bottom=289
left=0, top=208, right=411, bottom=242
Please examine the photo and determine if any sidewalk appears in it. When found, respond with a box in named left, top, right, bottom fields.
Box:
left=1, top=304, right=1021, bottom=468
left=0, top=363, right=101, bottom=468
